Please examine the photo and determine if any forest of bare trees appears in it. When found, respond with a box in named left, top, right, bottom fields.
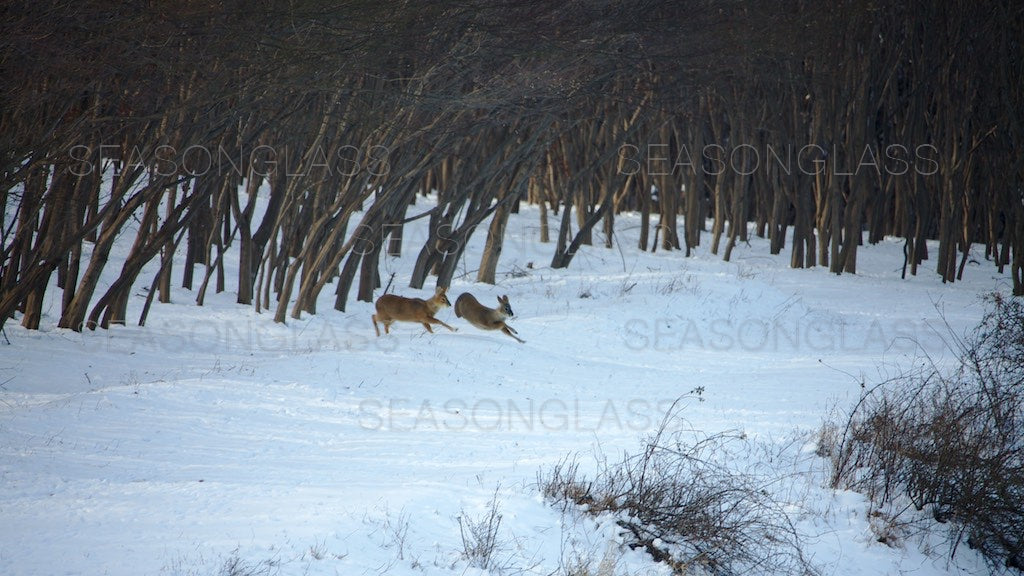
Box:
left=2, top=0, right=1022, bottom=333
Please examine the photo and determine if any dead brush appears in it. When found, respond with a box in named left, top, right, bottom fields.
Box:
left=539, top=408, right=818, bottom=576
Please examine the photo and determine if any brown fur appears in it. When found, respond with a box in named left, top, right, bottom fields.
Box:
left=454, top=293, right=525, bottom=343
left=372, top=287, right=456, bottom=336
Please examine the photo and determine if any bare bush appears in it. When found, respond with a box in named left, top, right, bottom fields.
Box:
left=458, top=488, right=505, bottom=571
left=217, top=551, right=280, bottom=576
left=824, top=293, right=1024, bottom=572
left=540, top=405, right=818, bottom=576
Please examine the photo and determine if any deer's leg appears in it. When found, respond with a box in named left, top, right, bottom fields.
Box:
left=502, top=325, right=525, bottom=343
left=429, top=318, right=457, bottom=332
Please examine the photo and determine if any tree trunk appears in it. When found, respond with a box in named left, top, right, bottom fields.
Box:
left=478, top=196, right=513, bottom=284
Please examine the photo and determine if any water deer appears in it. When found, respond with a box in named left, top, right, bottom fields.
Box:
left=454, top=293, right=525, bottom=343
left=372, top=287, right=457, bottom=336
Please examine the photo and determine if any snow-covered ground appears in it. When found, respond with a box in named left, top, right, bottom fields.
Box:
left=0, top=196, right=1009, bottom=576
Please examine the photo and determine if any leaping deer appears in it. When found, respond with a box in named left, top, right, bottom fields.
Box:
left=454, top=293, right=525, bottom=343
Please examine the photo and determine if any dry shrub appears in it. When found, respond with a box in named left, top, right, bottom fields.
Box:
left=540, top=406, right=818, bottom=576
left=825, top=293, right=1024, bottom=572
left=457, top=487, right=506, bottom=571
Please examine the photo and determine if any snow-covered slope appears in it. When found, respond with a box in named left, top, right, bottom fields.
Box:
left=0, top=198, right=1006, bottom=575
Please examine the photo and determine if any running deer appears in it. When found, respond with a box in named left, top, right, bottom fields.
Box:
left=372, top=287, right=457, bottom=336
left=454, top=293, right=525, bottom=343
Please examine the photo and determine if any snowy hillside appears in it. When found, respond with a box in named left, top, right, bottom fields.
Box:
left=0, top=197, right=1008, bottom=576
